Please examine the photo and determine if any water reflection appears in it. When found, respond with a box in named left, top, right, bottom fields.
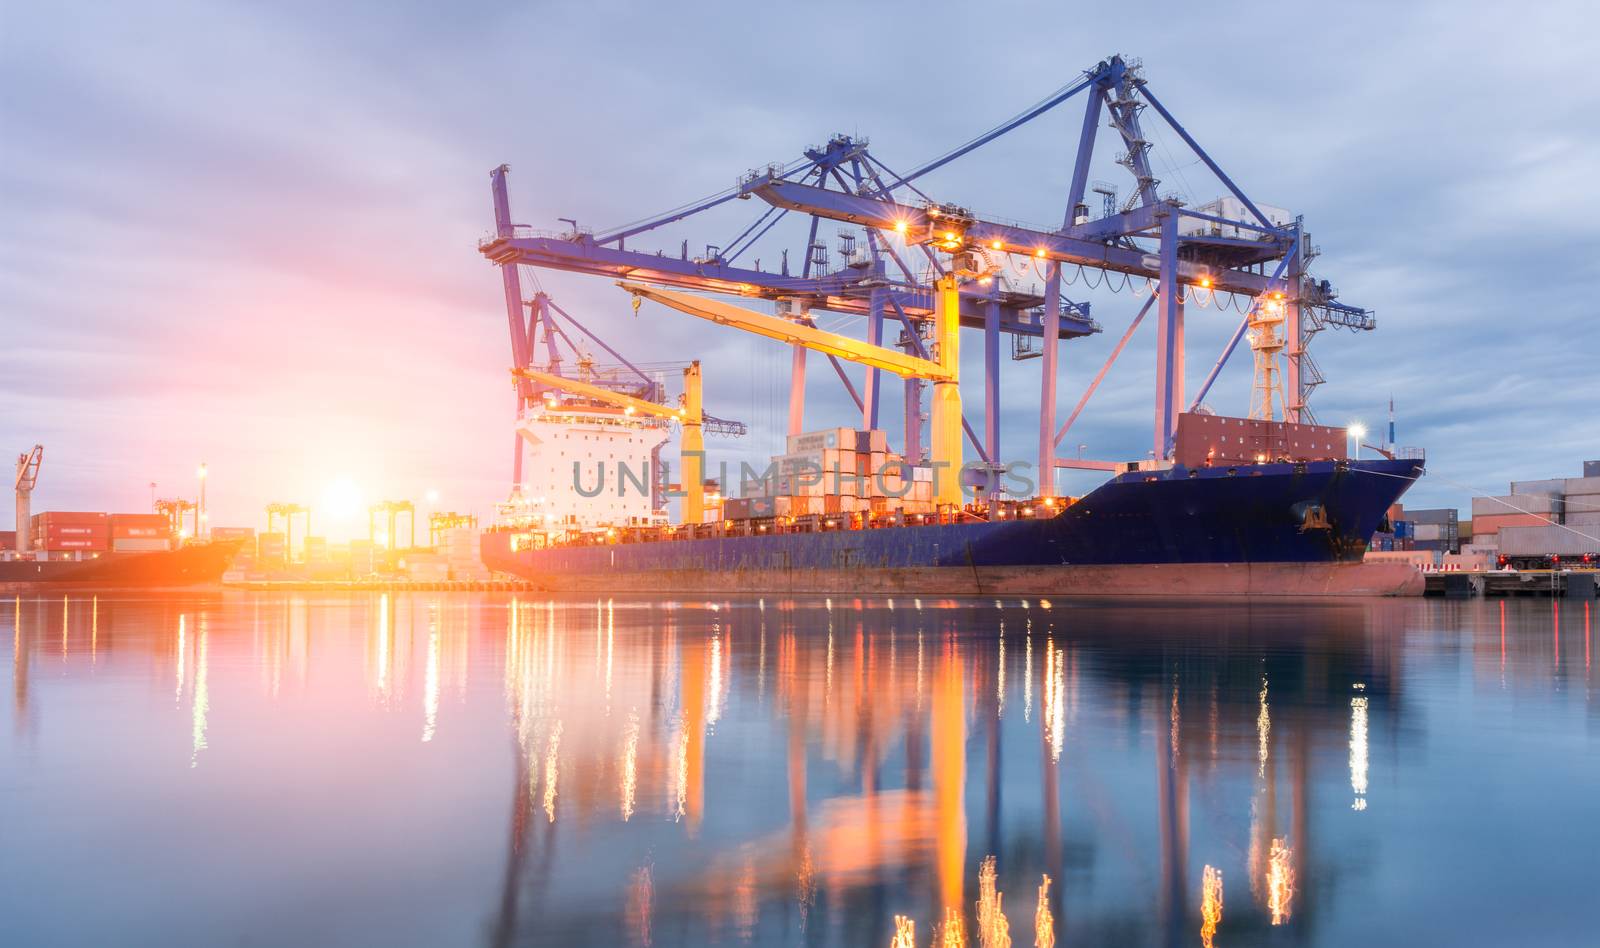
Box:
left=6, top=593, right=1600, bottom=946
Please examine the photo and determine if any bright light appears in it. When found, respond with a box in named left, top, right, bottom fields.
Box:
left=196, top=463, right=207, bottom=479
left=990, top=239, right=1002, bottom=250
left=943, top=230, right=957, bottom=242
left=1034, top=247, right=1046, bottom=258
left=893, top=220, right=908, bottom=235
left=320, top=476, right=364, bottom=521
left=1199, top=277, right=1212, bottom=288
left=425, top=488, right=440, bottom=504
left=1347, top=423, right=1368, bottom=441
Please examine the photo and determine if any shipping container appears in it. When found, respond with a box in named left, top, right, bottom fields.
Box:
left=33, top=530, right=109, bottom=551
left=1469, top=512, right=1548, bottom=535
left=31, top=511, right=108, bottom=527
left=1586, top=460, right=1600, bottom=479
left=854, top=429, right=889, bottom=453
left=257, top=532, right=287, bottom=563
left=1509, top=478, right=1567, bottom=498
left=109, top=513, right=170, bottom=539
left=1471, top=494, right=1561, bottom=518
left=1498, top=525, right=1600, bottom=557
left=787, top=427, right=856, bottom=454
left=1564, top=476, right=1600, bottom=497
left=210, top=526, right=256, bottom=540
left=1406, top=507, right=1459, bottom=525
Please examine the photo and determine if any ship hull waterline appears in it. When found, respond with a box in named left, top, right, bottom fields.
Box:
left=483, top=459, right=1427, bottom=598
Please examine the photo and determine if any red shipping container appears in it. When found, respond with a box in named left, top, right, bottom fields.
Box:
left=38, top=525, right=103, bottom=537
left=42, top=538, right=104, bottom=550
left=1470, top=512, right=1547, bottom=536
left=0, top=530, right=14, bottom=551
left=34, top=524, right=110, bottom=551
left=110, top=513, right=171, bottom=539
left=31, top=511, right=108, bottom=527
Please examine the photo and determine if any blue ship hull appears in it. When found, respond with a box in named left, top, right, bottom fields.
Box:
left=482, top=459, right=1424, bottom=594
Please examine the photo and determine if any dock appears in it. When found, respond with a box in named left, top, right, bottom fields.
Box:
left=1424, top=570, right=1599, bottom=598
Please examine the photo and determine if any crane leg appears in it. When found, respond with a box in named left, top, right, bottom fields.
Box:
left=787, top=345, right=806, bottom=437
left=682, top=363, right=705, bottom=524
left=930, top=276, right=964, bottom=507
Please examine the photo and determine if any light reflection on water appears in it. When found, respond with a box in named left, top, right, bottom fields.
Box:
left=4, top=593, right=1599, bottom=947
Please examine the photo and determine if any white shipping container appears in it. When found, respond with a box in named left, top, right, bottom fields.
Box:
left=1563, top=476, right=1600, bottom=497
left=1510, top=478, right=1567, bottom=497
left=1472, top=494, right=1561, bottom=517
left=1413, top=523, right=1444, bottom=542
left=787, top=427, right=856, bottom=454
left=1497, top=525, right=1600, bottom=556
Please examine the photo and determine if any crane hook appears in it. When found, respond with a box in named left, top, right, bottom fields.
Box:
left=631, top=295, right=642, bottom=316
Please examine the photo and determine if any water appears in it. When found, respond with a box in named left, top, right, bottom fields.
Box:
left=4, top=592, right=1597, bottom=947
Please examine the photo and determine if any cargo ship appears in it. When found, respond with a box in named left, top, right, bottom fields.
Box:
left=2, top=498, right=240, bottom=590
left=0, top=539, right=242, bottom=590
left=481, top=411, right=1428, bottom=597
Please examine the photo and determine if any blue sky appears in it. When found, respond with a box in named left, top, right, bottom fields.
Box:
left=3, top=0, right=1597, bottom=534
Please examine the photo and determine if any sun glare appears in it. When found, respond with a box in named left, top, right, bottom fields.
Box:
left=320, top=477, right=364, bottom=521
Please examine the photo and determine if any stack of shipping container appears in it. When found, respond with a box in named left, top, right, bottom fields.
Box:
left=1466, top=463, right=1600, bottom=558
left=729, top=427, right=937, bottom=520
left=26, top=511, right=174, bottom=558
left=441, top=527, right=489, bottom=580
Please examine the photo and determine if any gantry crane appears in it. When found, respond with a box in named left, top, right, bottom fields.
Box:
left=155, top=497, right=196, bottom=538
left=514, top=361, right=716, bottom=522
left=482, top=54, right=1374, bottom=495
left=265, top=502, right=309, bottom=557
left=13, top=445, right=42, bottom=554
left=428, top=510, right=477, bottom=547
left=368, top=500, right=415, bottom=550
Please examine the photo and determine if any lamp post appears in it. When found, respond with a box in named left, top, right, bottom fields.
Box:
left=196, top=462, right=208, bottom=540
left=1346, top=424, right=1367, bottom=459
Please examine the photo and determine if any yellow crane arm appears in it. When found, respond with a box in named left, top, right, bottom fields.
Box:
left=514, top=368, right=691, bottom=421
left=618, top=282, right=953, bottom=381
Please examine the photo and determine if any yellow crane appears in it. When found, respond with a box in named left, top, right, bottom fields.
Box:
left=513, top=362, right=708, bottom=525
left=618, top=276, right=965, bottom=507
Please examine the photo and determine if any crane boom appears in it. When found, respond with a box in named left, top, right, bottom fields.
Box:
left=515, top=368, right=688, bottom=421
left=619, top=277, right=964, bottom=507
left=617, top=282, right=954, bottom=381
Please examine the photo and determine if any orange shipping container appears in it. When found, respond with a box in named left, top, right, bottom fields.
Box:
left=1469, top=512, right=1547, bottom=536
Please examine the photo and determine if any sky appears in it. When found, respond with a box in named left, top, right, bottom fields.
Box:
left=3, top=0, right=1598, bottom=538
